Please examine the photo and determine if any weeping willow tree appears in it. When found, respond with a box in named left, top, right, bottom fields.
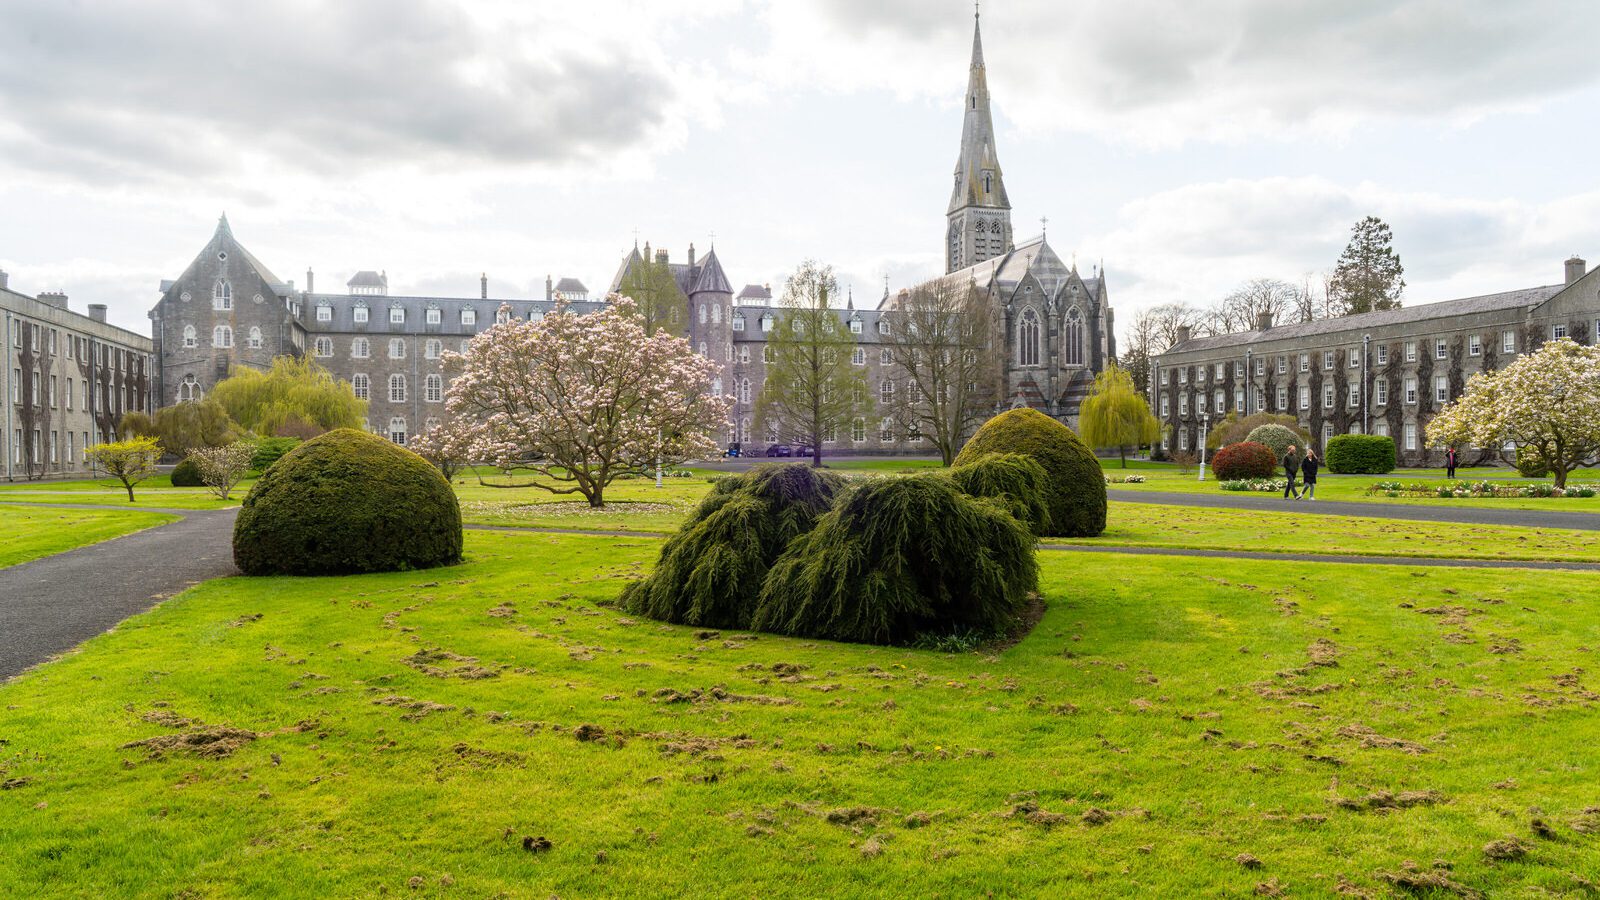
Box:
left=751, top=473, right=1037, bottom=645
left=209, top=357, right=365, bottom=438
left=950, top=452, right=1051, bottom=536
left=1078, top=363, right=1162, bottom=467
left=621, top=464, right=847, bottom=628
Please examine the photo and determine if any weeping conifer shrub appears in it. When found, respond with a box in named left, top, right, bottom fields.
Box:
left=953, top=408, right=1107, bottom=537
left=751, top=473, right=1037, bottom=646
left=621, top=463, right=847, bottom=629
left=949, top=452, right=1052, bottom=535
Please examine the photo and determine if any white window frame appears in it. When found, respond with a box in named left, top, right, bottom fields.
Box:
left=1434, top=375, right=1448, bottom=403
left=462, top=308, right=477, bottom=326
left=389, top=374, right=406, bottom=402
left=1468, top=334, right=1481, bottom=356
left=353, top=305, right=369, bottom=324
left=1502, top=330, right=1515, bottom=354
left=426, top=308, right=441, bottom=325
left=1404, top=376, right=1417, bottom=404
left=390, top=307, right=406, bottom=325
left=316, top=305, right=331, bottom=322
left=388, top=338, right=405, bottom=359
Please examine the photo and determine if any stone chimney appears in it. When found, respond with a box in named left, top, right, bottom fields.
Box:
left=1566, top=256, right=1587, bottom=286
left=88, top=304, right=107, bottom=323
left=687, top=243, right=696, bottom=269
left=306, top=267, right=315, bottom=293
left=0, top=269, right=8, bottom=291
left=545, top=274, right=554, bottom=302
left=38, top=290, right=68, bottom=309
left=1175, top=324, right=1192, bottom=345
left=656, top=248, right=669, bottom=266
left=481, top=273, right=488, bottom=300
left=1256, top=311, right=1273, bottom=331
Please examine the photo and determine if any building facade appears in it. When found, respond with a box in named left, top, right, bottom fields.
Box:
left=3, top=270, right=155, bottom=480
left=1150, top=257, right=1600, bottom=466
left=147, top=9, right=1113, bottom=453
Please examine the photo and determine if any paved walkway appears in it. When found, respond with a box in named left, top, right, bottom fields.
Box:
left=0, top=507, right=238, bottom=680
left=1109, top=490, right=1600, bottom=531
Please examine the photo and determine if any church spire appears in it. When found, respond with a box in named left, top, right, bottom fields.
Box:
left=945, top=6, right=1012, bottom=273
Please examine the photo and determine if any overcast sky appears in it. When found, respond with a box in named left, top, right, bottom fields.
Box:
left=4, top=0, right=1600, bottom=341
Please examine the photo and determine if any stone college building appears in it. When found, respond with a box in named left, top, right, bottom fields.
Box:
left=1150, top=256, right=1600, bottom=466
left=146, top=10, right=1116, bottom=453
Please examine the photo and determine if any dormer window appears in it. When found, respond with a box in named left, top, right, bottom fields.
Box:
left=461, top=307, right=477, bottom=326
left=760, top=314, right=774, bottom=332
left=732, top=313, right=745, bottom=332
left=426, top=307, right=441, bottom=325
left=390, top=306, right=405, bottom=325
left=353, top=304, right=369, bottom=324
left=496, top=307, right=511, bottom=325
left=316, top=304, right=331, bottom=322
left=878, top=320, right=890, bottom=335
left=849, top=319, right=862, bottom=334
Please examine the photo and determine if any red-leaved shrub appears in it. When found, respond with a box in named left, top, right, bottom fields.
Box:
left=1210, top=441, right=1277, bottom=480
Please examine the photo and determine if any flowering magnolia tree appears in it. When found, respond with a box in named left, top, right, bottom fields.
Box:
left=407, top=423, right=470, bottom=482
left=186, top=443, right=254, bottom=500
left=1428, top=338, right=1600, bottom=488
left=438, top=297, right=733, bottom=507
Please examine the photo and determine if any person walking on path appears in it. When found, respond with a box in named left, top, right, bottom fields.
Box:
left=1446, top=446, right=1458, bottom=479
left=1282, top=444, right=1300, bottom=499
left=1300, top=448, right=1321, bottom=500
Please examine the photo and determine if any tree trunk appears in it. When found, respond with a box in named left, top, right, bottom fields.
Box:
left=812, top=444, right=823, bottom=469
left=1119, top=446, right=1127, bottom=468
left=1554, top=464, right=1569, bottom=490
left=124, top=481, right=135, bottom=503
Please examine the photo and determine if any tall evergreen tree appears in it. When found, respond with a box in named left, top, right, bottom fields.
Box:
left=1328, top=216, right=1405, bottom=315
left=617, top=251, right=688, bottom=336
left=754, top=261, right=869, bottom=468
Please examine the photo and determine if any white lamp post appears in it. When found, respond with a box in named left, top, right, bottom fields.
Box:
left=655, top=426, right=663, bottom=489
left=1198, top=413, right=1211, bottom=482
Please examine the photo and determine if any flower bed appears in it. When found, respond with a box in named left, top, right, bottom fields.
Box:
left=1103, top=474, right=1147, bottom=484
left=1220, top=478, right=1288, bottom=492
left=1366, top=480, right=1599, bottom=499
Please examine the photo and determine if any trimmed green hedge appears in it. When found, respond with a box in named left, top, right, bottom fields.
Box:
left=1246, top=424, right=1304, bottom=470
left=250, top=437, right=302, bottom=472
left=233, top=428, right=462, bottom=575
left=1211, top=441, right=1277, bottom=480
left=950, top=452, right=1051, bottom=535
left=751, top=474, right=1036, bottom=645
left=1325, top=434, right=1396, bottom=474
left=953, top=409, right=1106, bottom=537
left=169, top=456, right=204, bottom=487
left=621, top=464, right=845, bottom=629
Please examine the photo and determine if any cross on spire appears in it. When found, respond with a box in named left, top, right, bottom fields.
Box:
left=1040, top=215, right=1049, bottom=239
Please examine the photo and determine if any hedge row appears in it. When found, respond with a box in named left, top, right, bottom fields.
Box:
left=1325, top=434, right=1396, bottom=474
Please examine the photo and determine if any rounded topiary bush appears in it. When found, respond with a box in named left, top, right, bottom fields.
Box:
left=232, top=428, right=462, bottom=575
left=169, top=456, right=204, bottom=487
left=1245, top=423, right=1307, bottom=470
left=953, top=408, right=1106, bottom=537
left=1210, top=441, right=1277, bottom=480
left=750, top=473, right=1037, bottom=645
left=1515, top=445, right=1549, bottom=478
left=621, top=463, right=846, bottom=629
left=250, top=436, right=302, bottom=472
left=1325, top=434, right=1396, bottom=474
left=950, top=452, right=1051, bottom=535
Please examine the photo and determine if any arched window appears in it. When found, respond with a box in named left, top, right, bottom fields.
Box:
left=880, top=417, right=894, bottom=441
left=388, top=417, right=407, bottom=445
left=388, top=338, right=405, bottom=359
left=1018, top=308, right=1040, bottom=367
left=712, top=377, right=723, bottom=397
left=352, top=373, right=369, bottom=400
left=880, top=380, right=895, bottom=403
left=1065, top=307, right=1084, bottom=367
left=424, top=417, right=441, bottom=434
left=352, top=337, right=370, bottom=358
left=495, top=307, right=510, bottom=325
left=213, top=280, right=232, bottom=310
left=247, top=326, right=262, bottom=349
left=313, top=337, right=332, bottom=357
left=182, top=325, right=197, bottom=348
left=712, top=304, right=721, bottom=324
left=212, top=325, right=233, bottom=348
left=739, top=416, right=750, bottom=443
left=699, top=304, right=707, bottom=325
left=178, top=373, right=202, bottom=401
left=739, top=378, right=751, bottom=403
left=389, top=374, right=406, bottom=402
left=425, top=339, right=441, bottom=359
left=425, top=374, right=443, bottom=402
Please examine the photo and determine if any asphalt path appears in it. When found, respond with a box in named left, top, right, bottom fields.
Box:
left=0, top=506, right=239, bottom=680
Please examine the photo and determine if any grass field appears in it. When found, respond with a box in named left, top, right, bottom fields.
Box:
left=2, top=530, right=1598, bottom=896
left=0, top=506, right=180, bottom=569
left=0, top=475, right=249, bottom=510
left=1103, top=466, right=1600, bottom=513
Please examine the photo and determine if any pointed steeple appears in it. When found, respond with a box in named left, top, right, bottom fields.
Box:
left=945, top=7, right=1012, bottom=273
left=216, top=212, right=232, bottom=239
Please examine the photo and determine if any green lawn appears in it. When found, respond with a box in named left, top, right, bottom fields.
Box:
left=0, top=506, right=180, bottom=569
left=1070, top=502, right=1600, bottom=563
left=1104, top=467, right=1600, bottom=513
left=0, top=475, right=248, bottom=510
left=2, top=530, right=1598, bottom=897
left=452, top=473, right=713, bottom=533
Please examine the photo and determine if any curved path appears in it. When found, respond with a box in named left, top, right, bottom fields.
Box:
left=1108, top=489, right=1600, bottom=531
left=0, top=506, right=239, bottom=680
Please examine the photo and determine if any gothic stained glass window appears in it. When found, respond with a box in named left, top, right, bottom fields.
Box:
left=1065, top=308, right=1084, bottom=366
left=1019, top=308, right=1040, bottom=367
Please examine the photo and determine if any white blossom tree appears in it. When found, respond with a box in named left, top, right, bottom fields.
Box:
left=1427, top=338, right=1600, bottom=488
left=438, top=297, right=733, bottom=507
left=186, top=443, right=254, bottom=500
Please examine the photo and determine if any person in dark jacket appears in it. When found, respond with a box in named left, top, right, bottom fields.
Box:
left=1300, top=448, right=1320, bottom=500
left=1445, top=446, right=1458, bottom=479
left=1282, top=445, right=1300, bottom=499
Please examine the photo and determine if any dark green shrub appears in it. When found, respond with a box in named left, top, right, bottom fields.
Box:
left=621, top=464, right=846, bottom=629
left=953, top=408, right=1106, bottom=537
left=169, top=456, right=204, bottom=487
left=1246, top=424, right=1304, bottom=470
left=250, top=436, right=302, bottom=472
left=1211, top=441, right=1277, bottom=480
left=1515, top=445, right=1549, bottom=478
left=751, top=474, right=1037, bottom=645
left=949, top=452, right=1051, bottom=535
left=1325, top=434, right=1396, bottom=474
left=232, top=428, right=462, bottom=575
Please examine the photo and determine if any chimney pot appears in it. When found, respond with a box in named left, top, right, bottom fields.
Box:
left=38, top=290, right=68, bottom=309
left=0, top=269, right=8, bottom=290
left=1256, top=311, right=1273, bottom=331
left=88, top=303, right=107, bottom=323
left=656, top=249, right=669, bottom=265
left=687, top=243, right=696, bottom=268
left=481, top=272, right=488, bottom=300
left=1175, top=324, right=1192, bottom=344
left=306, top=267, right=315, bottom=293
left=1566, top=256, right=1587, bottom=286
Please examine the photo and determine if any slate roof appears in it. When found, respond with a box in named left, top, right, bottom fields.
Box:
left=731, top=306, right=889, bottom=345
left=940, top=235, right=1099, bottom=300
left=1169, top=284, right=1565, bottom=354
left=736, top=284, right=772, bottom=302
left=553, top=277, right=588, bottom=294
left=690, top=248, right=732, bottom=295
left=301, top=293, right=605, bottom=335
left=347, top=270, right=387, bottom=289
